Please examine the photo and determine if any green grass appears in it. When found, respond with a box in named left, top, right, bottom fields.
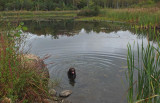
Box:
left=0, top=10, right=78, bottom=21
left=77, top=8, right=160, bottom=28
left=0, top=23, right=50, bottom=102
left=1, top=8, right=160, bottom=103
left=127, top=35, right=160, bottom=102
left=1, top=8, right=160, bottom=28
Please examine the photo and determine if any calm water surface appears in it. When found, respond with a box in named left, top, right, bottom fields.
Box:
left=24, top=20, right=149, bottom=103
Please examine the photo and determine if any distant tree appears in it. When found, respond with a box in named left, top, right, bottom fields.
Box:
left=0, top=0, right=159, bottom=11
left=0, top=0, right=7, bottom=10
left=77, top=0, right=87, bottom=9
left=23, top=0, right=33, bottom=10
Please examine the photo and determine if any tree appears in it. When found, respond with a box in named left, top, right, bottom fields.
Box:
left=77, top=0, right=87, bottom=9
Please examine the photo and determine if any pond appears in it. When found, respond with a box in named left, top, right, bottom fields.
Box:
left=23, top=20, right=149, bottom=103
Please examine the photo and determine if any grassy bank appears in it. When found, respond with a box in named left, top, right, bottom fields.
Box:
left=1, top=8, right=160, bottom=28
left=1, top=8, right=160, bottom=29
left=0, top=23, right=50, bottom=102
left=0, top=10, right=78, bottom=21
left=77, top=8, right=160, bottom=28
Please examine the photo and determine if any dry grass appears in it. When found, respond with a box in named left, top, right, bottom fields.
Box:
left=0, top=24, right=50, bottom=102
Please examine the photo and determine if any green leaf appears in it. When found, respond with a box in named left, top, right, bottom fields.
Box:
left=8, top=22, right=11, bottom=26
left=20, top=22, right=24, bottom=26
left=16, top=26, right=21, bottom=30
left=22, top=27, right=28, bottom=31
left=14, top=32, right=21, bottom=37
left=6, top=48, right=10, bottom=51
left=7, top=33, right=12, bottom=37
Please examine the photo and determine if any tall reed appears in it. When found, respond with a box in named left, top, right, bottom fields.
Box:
left=127, top=39, right=160, bottom=102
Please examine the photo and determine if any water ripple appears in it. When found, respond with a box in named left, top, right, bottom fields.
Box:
left=24, top=29, right=147, bottom=103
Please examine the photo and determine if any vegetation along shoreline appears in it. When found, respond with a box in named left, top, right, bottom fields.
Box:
left=1, top=7, right=160, bottom=30
left=0, top=0, right=160, bottom=102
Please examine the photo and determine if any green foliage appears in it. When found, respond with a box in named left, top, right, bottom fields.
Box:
left=77, top=0, right=87, bottom=9
left=127, top=38, right=160, bottom=102
left=77, top=6, right=100, bottom=16
left=0, top=22, right=49, bottom=102
left=136, top=0, right=155, bottom=7
left=0, top=0, right=159, bottom=11
left=55, top=7, right=61, bottom=11
left=78, top=8, right=160, bottom=29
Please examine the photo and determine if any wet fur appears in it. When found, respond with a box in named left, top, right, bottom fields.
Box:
left=67, top=68, right=76, bottom=80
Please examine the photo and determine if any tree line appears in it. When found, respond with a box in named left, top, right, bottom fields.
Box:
left=0, top=0, right=159, bottom=11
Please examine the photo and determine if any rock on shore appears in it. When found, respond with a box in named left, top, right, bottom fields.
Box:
left=59, top=90, right=72, bottom=97
left=23, top=54, right=49, bottom=78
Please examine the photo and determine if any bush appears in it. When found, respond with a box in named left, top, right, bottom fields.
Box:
left=0, top=23, right=50, bottom=102
left=156, top=2, right=160, bottom=8
left=55, top=7, right=61, bottom=11
left=137, top=0, right=154, bottom=7
left=77, top=6, right=100, bottom=16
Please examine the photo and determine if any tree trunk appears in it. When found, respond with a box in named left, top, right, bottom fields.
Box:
left=87, top=0, right=90, bottom=7
left=117, top=1, right=119, bottom=9
left=73, top=0, right=74, bottom=10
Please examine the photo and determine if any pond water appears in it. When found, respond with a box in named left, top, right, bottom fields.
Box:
left=24, top=20, right=149, bottom=103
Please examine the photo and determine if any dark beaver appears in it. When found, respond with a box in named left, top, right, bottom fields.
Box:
left=67, top=67, right=76, bottom=79
left=67, top=68, right=76, bottom=86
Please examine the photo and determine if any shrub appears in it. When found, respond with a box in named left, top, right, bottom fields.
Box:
left=55, top=7, right=61, bottom=11
left=77, top=6, right=100, bottom=16
left=0, top=23, right=49, bottom=102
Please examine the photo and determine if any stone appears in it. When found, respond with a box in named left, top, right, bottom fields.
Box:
left=22, top=54, right=49, bottom=78
left=1, top=97, right=12, bottom=103
left=43, top=99, right=56, bottom=103
left=59, top=90, right=72, bottom=97
left=61, top=99, right=72, bottom=103
left=53, top=97, right=59, bottom=101
left=49, top=89, right=57, bottom=96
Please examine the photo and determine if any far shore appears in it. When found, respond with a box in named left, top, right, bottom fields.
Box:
left=1, top=8, right=160, bottom=28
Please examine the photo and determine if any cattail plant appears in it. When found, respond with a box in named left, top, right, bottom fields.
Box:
left=127, top=32, right=160, bottom=103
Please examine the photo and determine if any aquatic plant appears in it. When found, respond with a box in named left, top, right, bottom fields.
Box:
left=127, top=34, right=160, bottom=102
